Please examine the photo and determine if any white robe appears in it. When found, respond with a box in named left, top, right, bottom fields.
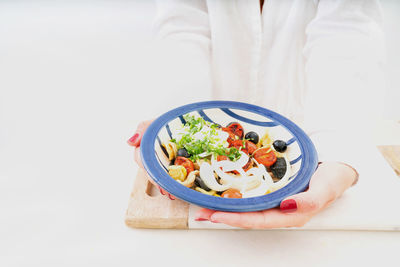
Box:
left=153, top=0, right=386, bottom=172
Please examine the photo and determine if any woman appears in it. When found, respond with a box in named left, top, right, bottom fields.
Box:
left=128, top=0, right=385, bottom=228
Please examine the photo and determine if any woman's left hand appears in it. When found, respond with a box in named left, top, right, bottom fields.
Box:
left=127, top=119, right=176, bottom=200
left=195, top=162, right=357, bottom=229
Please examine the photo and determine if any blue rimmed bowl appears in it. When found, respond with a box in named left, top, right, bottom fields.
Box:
left=140, top=101, right=318, bottom=212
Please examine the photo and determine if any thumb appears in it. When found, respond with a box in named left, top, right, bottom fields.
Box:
left=280, top=174, right=336, bottom=214
left=127, top=120, right=153, bottom=147
left=280, top=189, right=334, bottom=214
left=280, top=162, right=355, bottom=214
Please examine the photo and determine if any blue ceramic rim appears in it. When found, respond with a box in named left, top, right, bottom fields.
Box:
left=140, top=101, right=318, bottom=212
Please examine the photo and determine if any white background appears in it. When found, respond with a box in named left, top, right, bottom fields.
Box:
left=1, top=1, right=399, bottom=266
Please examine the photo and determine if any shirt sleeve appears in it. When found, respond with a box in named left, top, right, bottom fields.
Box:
left=302, top=0, right=386, bottom=174
left=152, top=0, right=213, bottom=102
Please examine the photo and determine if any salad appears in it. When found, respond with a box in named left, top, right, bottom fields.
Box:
left=163, top=114, right=292, bottom=198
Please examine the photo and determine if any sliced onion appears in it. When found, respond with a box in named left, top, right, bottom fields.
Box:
left=242, top=178, right=270, bottom=198
left=198, top=151, right=212, bottom=158
left=213, top=163, right=262, bottom=192
left=234, top=151, right=250, bottom=169
left=212, top=157, right=255, bottom=184
left=253, top=159, right=274, bottom=185
left=199, top=162, right=231, bottom=192
left=213, top=151, right=249, bottom=172
left=213, top=164, right=238, bottom=184
left=242, top=176, right=261, bottom=191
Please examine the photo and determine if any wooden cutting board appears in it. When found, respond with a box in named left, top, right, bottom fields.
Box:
left=125, top=145, right=400, bottom=229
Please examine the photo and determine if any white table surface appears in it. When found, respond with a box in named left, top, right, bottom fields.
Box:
left=1, top=2, right=400, bottom=266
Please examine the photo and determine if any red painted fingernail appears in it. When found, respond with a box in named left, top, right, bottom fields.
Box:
left=168, top=194, right=175, bottom=200
left=195, top=215, right=209, bottom=221
left=158, top=186, right=165, bottom=195
left=280, top=199, right=297, bottom=213
left=127, top=133, right=140, bottom=146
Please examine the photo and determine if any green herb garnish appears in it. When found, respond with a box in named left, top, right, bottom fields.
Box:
left=171, top=115, right=241, bottom=161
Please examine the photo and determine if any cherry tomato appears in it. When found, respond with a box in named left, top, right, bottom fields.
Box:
left=221, top=188, right=242, bottom=198
left=174, top=156, right=194, bottom=174
left=229, top=140, right=257, bottom=155
left=245, top=140, right=258, bottom=155
left=253, top=147, right=277, bottom=167
left=221, top=127, right=237, bottom=145
left=230, top=139, right=245, bottom=150
left=217, top=155, right=228, bottom=161
left=242, top=159, right=253, bottom=172
left=226, top=122, right=244, bottom=139
left=217, top=154, right=252, bottom=174
left=230, top=159, right=253, bottom=174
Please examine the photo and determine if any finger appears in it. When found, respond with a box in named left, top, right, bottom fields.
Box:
left=127, top=120, right=153, bottom=147
left=210, top=209, right=309, bottom=229
left=280, top=182, right=335, bottom=214
left=280, top=191, right=333, bottom=214
left=158, top=186, right=166, bottom=195
left=308, top=162, right=356, bottom=196
left=156, top=185, right=175, bottom=200
left=127, top=132, right=141, bottom=147
left=194, top=208, right=217, bottom=221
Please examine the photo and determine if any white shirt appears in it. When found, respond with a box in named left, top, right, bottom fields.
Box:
left=153, top=0, right=386, bottom=172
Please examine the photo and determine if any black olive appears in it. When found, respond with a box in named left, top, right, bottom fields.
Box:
left=177, top=148, right=190, bottom=158
left=245, top=131, right=259, bottom=144
left=271, top=157, right=287, bottom=179
left=194, top=175, right=211, bottom=191
left=273, top=140, right=287, bottom=152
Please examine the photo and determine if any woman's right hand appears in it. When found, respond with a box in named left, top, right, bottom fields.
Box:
left=127, top=120, right=176, bottom=200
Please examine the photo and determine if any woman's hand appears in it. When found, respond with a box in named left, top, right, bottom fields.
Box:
left=127, top=120, right=176, bottom=200
left=195, top=162, right=358, bottom=228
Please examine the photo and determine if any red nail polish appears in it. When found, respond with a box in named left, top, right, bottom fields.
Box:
left=158, top=187, right=165, bottom=195
left=168, top=194, right=175, bottom=200
left=127, top=133, right=140, bottom=145
left=195, top=218, right=208, bottom=221
left=280, top=199, right=297, bottom=213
